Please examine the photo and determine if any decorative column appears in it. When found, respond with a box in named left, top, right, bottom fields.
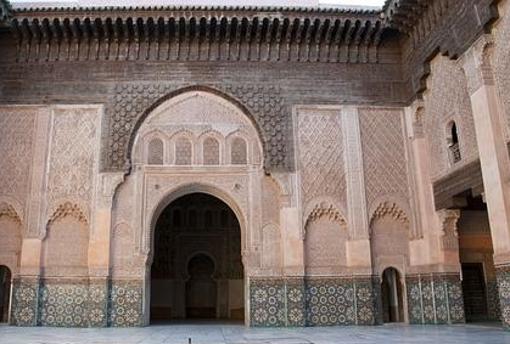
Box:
left=462, top=34, right=510, bottom=327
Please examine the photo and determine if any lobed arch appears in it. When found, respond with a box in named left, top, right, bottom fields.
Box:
left=126, top=85, right=266, bottom=173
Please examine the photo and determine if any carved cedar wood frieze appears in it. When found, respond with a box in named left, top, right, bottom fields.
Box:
left=105, top=83, right=289, bottom=172
left=8, top=7, right=384, bottom=64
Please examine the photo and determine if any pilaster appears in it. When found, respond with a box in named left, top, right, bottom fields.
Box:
left=342, top=106, right=372, bottom=270
left=462, top=34, right=510, bottom=327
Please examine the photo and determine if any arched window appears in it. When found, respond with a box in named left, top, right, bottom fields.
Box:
left=175, top=137, right=192, bottom=165
left=447, top=121, right=461, bottom=164
left=203, top=137, right=220, bottom=165
left=231, top=137, right=247, bottom=165
left=148, top=138, right=164, bottom=165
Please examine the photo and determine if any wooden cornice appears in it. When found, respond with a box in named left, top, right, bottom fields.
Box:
left=7, top=6, right=387, bottom=63
left=382, top=0, right=448, bottom=35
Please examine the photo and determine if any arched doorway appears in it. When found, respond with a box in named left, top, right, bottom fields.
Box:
left=185, top=254, right=217, bottom=319
left=150, top=193, right=244, bottom=323
left=0, top=266, right=11, bottom=323
left=381, top=267, right=404, bottom=323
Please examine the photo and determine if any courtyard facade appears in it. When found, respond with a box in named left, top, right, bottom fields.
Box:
left=0, top=0, right=509, bottom=331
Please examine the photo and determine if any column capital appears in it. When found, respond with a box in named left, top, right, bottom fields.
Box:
left=437, top=209, right=461, bottom=247
left=461, top=34, right=495, bottom=95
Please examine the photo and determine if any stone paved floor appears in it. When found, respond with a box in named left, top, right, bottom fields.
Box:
left=1, top=323, right=510, bottom=344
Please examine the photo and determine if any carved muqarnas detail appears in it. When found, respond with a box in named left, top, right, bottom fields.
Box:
left=48, top=202, right=88, bottom=226
left=306, top=202, right=347, bottom=227
left=371, top=202, right=409, bottom=225
left=0, top=202, right=22, bottom=224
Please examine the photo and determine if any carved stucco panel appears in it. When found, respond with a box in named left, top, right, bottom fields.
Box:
left=0, top=106, right=37, bottom=218
left=47, top=106, right=102, bottom=223
left=296, top=107, right=347, bottom=222
left=359, top=107, right=409, bottom=211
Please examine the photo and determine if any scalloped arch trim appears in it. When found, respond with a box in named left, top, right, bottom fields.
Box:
left=305, top=202, right=347, bottom=227
left=48, top=202, right=88, bottom=226
left=0, top=202, right=22, bottom=225
left=370, top=201, right=409, bottom=225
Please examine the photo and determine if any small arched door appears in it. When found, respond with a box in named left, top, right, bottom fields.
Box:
left=0, top=266, right=12, bottom=323
left=185, top=254, right=217, bottom=319
left=381, top=267, right=404, bottom=323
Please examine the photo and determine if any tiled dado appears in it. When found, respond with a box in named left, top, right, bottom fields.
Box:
left=496, top=265, right=510, bottom=328
left=406, top=273, right=464, bottom=325
left=249, top=276, right=382, bottom=327
left=11, top=277, right=39, bottom=326
left=38, top=278, right=108, bottom=327
left=108, top=280, right=144, bottom=327
left=487, top=278, right=501, bottom=321
left=10, top=278, right=144, bottom=327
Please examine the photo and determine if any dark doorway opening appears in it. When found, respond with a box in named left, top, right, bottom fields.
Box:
left=0, top=265, right=11, bottom=323
left=185, top=254, right=217, bottom=319
left=150, top=193, right=244, bottom=323
left=462, top=263, right=488, bottom=322
left=456, top=192, right=499, bottom=323
left=381, top=267, right=404, bottom=323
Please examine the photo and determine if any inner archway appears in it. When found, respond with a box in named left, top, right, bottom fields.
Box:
left=0, top=265, right=11, bottom=323
left=150, top=193, right=244, bottom=323
left=381, top=267, right=404, bottom=323
left=185, top=254, right=217, bottom=319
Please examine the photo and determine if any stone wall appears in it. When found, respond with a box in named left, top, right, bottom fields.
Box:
left=0, top=45, right=406, bottom=173
left=423, top=55, right=479, bottom=181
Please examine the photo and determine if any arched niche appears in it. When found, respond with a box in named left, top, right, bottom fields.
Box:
left=303, top=201, right=348, bottom=276
left=42, top=202, right=89, bottom=277
left=369, top=201, right=410, bottom=276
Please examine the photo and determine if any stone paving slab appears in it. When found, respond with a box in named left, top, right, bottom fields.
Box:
left=1, top=324, right=510, bottom=344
